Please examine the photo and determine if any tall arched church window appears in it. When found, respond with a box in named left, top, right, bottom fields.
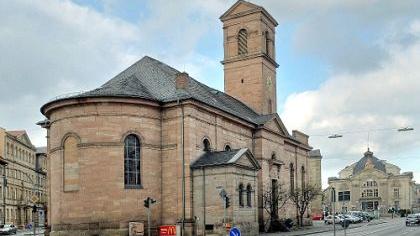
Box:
left=246, top=184, right=252, bottom=207
left=290, top=163, right=295, bottom=193
left=124, top=134, right=141, bottom=187
left=239, top=183, right=244, bottom=207
left=203, top=138, right=211, bottom=152
left=238, top=29, right=248, bottom=55
left=63, top=135, right=80, bottom=191
left=301, top=166, right=305, bottom=189
left=268, top=99, right=273, bottom=113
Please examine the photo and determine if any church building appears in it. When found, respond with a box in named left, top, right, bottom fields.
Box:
left=39, top=1, right=321, bottom=235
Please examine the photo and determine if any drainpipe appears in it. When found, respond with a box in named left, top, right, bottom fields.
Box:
left=202, top=168, right=206, bottom=236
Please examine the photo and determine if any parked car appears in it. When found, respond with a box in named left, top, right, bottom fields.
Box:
left=324, top=215, right=341, bottom=224
left=312, top=213, right=323, bottom=221
left=406, top=214, right=420, bottom=226
left=346, top=214, right=362, bottom=223
left=0, top=224, right=17, bottom=235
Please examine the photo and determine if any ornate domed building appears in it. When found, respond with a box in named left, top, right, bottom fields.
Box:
left=327, top=149, right=417, bottom=214
left=38, top=1, right=322, bottom=235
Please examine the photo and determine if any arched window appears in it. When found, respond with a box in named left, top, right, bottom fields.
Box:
left=239, top=183, right=244, bottom=207
left=301, top=166, right=305, bottom=189
left=203, top=138, right=211, bottom=152
left=124, top=134, right=141, bottom=187
left=290, top=163, right=295, bottom=193
left=224, top=145, right=231, bottom=151
left=265, top=31, right=270, bottom=56
left=63, top=135, right=80, bottom=191
left=238, top=29, right=248, bottom=55
left=268, top=99, right=273, bottom=113
left=271, top=153, right=276, bottom=160
left=246, top=184, right=252, bottom=207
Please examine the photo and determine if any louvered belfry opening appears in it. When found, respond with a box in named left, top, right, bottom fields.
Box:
left=238, top=29, right=248, bottom=55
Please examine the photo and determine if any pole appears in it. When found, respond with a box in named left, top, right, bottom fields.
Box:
left=223, top=197, right=226, bottom=225
left=332, top=187, right=336, bottom=236
left=33, top=208, right=36, bottom=236
left=3, top=171, right=6, bottom=225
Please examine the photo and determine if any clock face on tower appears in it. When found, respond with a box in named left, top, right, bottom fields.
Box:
left=266, top=76, right=272, bottom=88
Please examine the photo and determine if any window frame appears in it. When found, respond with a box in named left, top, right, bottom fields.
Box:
left=124, top=134, right=142, bottom=189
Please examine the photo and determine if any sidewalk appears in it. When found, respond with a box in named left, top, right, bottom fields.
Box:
left=262, top=219, right=387, bottom=236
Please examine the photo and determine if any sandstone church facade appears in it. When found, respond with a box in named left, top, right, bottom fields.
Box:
left=39, top=1, right=322, bottom=235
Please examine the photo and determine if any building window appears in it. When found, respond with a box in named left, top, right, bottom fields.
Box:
left=268, top=99, right=272, bottom=113
left=289, top=163, right=295, bottom=193
left=265, top=31, right=270, bottom=56
left=224, top=145, right=231, bottom=151
left=63, top=135, right=80, bottom=191
left=301, top=166, right=305, bottom=189
left=238, top=29, right=248, bottom=55
left=246, top=184, right=252, bottom=207
left=124, top=134, right=141, bottom=187
left=203, top=138, right=211, bottom=152
left=239, top=183, right=244, bottom=207
left=338, top=191, right=351, bottom=201
left=393, top=188, right=399, bottom=198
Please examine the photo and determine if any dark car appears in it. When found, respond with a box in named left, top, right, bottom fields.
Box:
left=0, top=224, right=17, bottom=235
left=406, top=214, right=420, bottom=226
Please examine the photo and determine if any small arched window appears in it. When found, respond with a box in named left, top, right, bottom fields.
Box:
left=124, top=134, right=141, bottom=187
left=265, top=31, right=270, bottom=56
left=238, top=29, right=248, bottom=55
left=239, top=183, right=244, bottom=207
left=290, top=163, right=295, bottom=193
left=224, top=145, right=231, bottom=151
left=246, top=184, right=252, bottom=207
left=271, top=153, right=276, bottom=160
left=203, top=138, right=211, bottom=152
left=268, top=99, right=273, bottom=113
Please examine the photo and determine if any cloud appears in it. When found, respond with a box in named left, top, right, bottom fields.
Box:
left=281, top=21, right=420, bottom=186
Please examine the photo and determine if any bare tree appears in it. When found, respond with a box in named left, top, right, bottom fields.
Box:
left=288, top=184, right=322, bottom=227
left=261, top=183, right=287, bottom=232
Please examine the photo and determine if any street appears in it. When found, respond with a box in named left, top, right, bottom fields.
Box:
left=310, top=218, right=420, bottom=236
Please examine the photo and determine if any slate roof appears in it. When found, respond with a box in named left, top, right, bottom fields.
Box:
left=36, top=146, right=47, bottom=154
left=7, top=130, right=26, bottom=137
left=43, top=56, right=262, bottom=124
left=191, top=148, right=259, bottom=169
left=353, top=149, right=386, bottom=175
left=309, top=149, right=322, bottom=158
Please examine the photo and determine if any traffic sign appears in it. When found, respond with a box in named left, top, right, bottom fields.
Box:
left=229, top=227, right=240, bottom=236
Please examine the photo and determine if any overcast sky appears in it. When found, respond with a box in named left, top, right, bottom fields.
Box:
left=0, top=0, right=419, bottom=187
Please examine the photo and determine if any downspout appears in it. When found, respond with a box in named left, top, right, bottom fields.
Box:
left=295, top=146, right=298, bottom=225
left=179, top=100, right=186, bottom=236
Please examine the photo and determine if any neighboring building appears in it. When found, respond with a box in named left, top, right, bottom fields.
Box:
left=327, top=149, right=416, bottom=215
left=38, top=1, right=321, bottom=235
left=308, top=149, right=323, bottom=215
left=414, top=184, right=420, bottom=213
left=0, top=128, right=48, bottom=226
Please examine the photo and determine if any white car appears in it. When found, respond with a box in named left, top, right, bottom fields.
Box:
left=324, top=215, right=341, bottom=224
left=0, top=224, right=17, bottom=235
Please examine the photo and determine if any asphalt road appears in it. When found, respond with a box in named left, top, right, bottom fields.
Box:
left=311, top=218, right=420, bottom=236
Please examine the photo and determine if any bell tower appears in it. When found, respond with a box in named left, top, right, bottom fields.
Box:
left=220, top=0, right=278, bottom=115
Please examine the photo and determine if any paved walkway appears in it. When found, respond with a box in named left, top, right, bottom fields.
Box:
left=262, top=219, right=388, bottom=236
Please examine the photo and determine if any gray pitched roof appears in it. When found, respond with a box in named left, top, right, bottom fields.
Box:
left=309, top=149, right=322, bottom=158
left=353, top=149, right=386, bottom=175
left=44, top=56, right=262, bottom=124
left=191, top=148, right=260, bottom=170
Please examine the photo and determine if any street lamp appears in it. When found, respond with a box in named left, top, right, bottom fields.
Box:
left=398, top=127, right=414, bottom=132
left=328, top=134, right=343, bottom=139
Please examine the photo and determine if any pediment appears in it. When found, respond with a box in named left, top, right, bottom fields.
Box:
left=229, top=149, right=261, bottom=170
left=260, top=114, right=289, bottom=136
left=19, top=133, right=33, bottom=147
left=220, top=0, right=260, bottom=20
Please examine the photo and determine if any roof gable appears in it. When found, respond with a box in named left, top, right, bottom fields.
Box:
left=256, top=114, right=289, bottom=136
left=220, top=0, right=259, bottom=19
left=191, top=148, right=260, bottom=170
left=220, top=0, right=278, bottom=25
left=7, top=130, right=33, bottom=147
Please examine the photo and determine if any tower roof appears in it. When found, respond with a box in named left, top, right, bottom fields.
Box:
left=353, top=149, right=386, bottom=175
left=220, top=0, right=278, bottom=26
